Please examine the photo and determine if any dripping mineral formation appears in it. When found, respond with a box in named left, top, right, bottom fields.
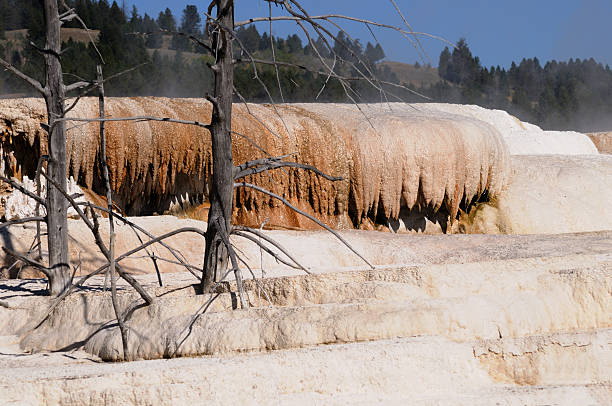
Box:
left=0, top=98, right=510, bottom=230
left=0, top=98, right=604, bottom=233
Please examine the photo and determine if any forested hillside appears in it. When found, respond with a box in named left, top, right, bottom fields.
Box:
left=1, top=1, right=611, bottom=131
left=0, top=0, right=396, bottom=101
left=421, top=39, right=612, bottom=131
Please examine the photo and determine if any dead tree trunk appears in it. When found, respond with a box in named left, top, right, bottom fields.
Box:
left=201, top=0, right=235, bottom=292
left=43, top=0, right=70, bottom=295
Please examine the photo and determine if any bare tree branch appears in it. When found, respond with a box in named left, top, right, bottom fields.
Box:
left=0, top=58, right=46, bottom=95
left=232, top=226, right=311, bottom=274
left=214, top=217, right=247, bottom=309
left=268, top=0, right=285, bottom=103
left=2, top=247, right=52, bottom=279
left=235, top=182, right=374, bottom=269
left=58, top=115, right=211, bottom=130
left=231, top=130, right=273, bottom=156
left=232, top=230, right=303, bottom=271
left=388, top=0, right=428, bottom=62
left=0, top=175, right=47, bottom=206
left=148, top=29, right=213, bottom=53
left=234, top=13, right=454, bottom=48
left=78, top=202, right=201, bottom=280
left=232, top=86, right=283, bottom=140
left=113, top=227, right=206, bottom=263
left=59, top=0, right=105, bottom=64
left=234, top=156, right=343, bottom=181
left=41, top=172, right=153, bottom=304
left=235, top=251, right=272, bottom=305
left=0, top=217, right=46, bottom=231
left=33, top=155, right=48, bottom=260
left=64, top=62, right=149, bottom=94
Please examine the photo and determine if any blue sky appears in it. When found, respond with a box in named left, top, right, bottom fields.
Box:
left=126, top=0, right=612, bottom=68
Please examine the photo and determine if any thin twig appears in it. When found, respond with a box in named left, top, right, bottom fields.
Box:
left=34, top=155, right=48, bottom=260
left=41, top=172, right=153, bottom=304
left=0, top=216, right=46, bottom=231
left=232, top=225, right=311, bottom=274
left=0, top=175, right=47, bottom=206
left=235, top=182, right=374, bottom=269
left=234, top=13, right=454, bottom=48
left=2, top=247, right=52, bottom=279
left=268, top=1, right=284, bottom=103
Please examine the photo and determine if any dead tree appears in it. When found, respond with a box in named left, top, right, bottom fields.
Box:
left=198, top=0, right=430, bottom=294
left=42, top=0, right=71, bottom=296
left=1, top=0, right=437, bottom=359
left=0, top=0, right=71, bottom=295
left=201, top=0, right=238, bottom=294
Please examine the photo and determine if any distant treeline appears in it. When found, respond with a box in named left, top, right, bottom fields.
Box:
left=413, top=39, right=612, bottom=131
left=1, top=1, right=611, bottom=131
left=0, top=0, right=395, bottom=102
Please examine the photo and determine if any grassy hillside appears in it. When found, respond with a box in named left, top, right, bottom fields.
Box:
left=379, top=61, right=440, bottom=87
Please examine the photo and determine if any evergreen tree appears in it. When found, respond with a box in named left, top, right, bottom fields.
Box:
left=128, top=5, right=142, bottom=31
left=286, top=34, right=302, bottom=54
left=375, top=44, right=385, bottom=62
left=438, top=47, right=451, bottom=80
left=259, top=31, right=269, bottom=51
left=143, top=13, right=162, bottom=48
left=333, top=31, right=350, bottom=60
left=21, top=0, right=45, bottom=85
left=180, top=5, right=202, bottom=35
left=236, top=25, right=260, bottom=52
left=172, top=5, right=201, bottom=51
left=447, top=38, right=480, bottom=86
left=157, top=7, right=176, bottom=31
left=365, top=42, right=385, bottom=64
left=3, top=0, right=612, bottom=132
left=312, top=36, right=330, bottom=58
left=0, top=0, right=9, bottom=38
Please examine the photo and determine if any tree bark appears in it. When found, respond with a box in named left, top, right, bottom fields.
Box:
left=201, top=0, right=235, bottom=292
left=43, top=0, right=70, bottom=296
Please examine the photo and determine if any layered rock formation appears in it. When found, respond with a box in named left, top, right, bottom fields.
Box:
left=2, top=230, right=611, bottom=403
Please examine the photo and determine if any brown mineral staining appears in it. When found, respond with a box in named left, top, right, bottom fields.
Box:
left=587, top=132, right=612, bottom=154
left=0, top=98, right=510, bottom=229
